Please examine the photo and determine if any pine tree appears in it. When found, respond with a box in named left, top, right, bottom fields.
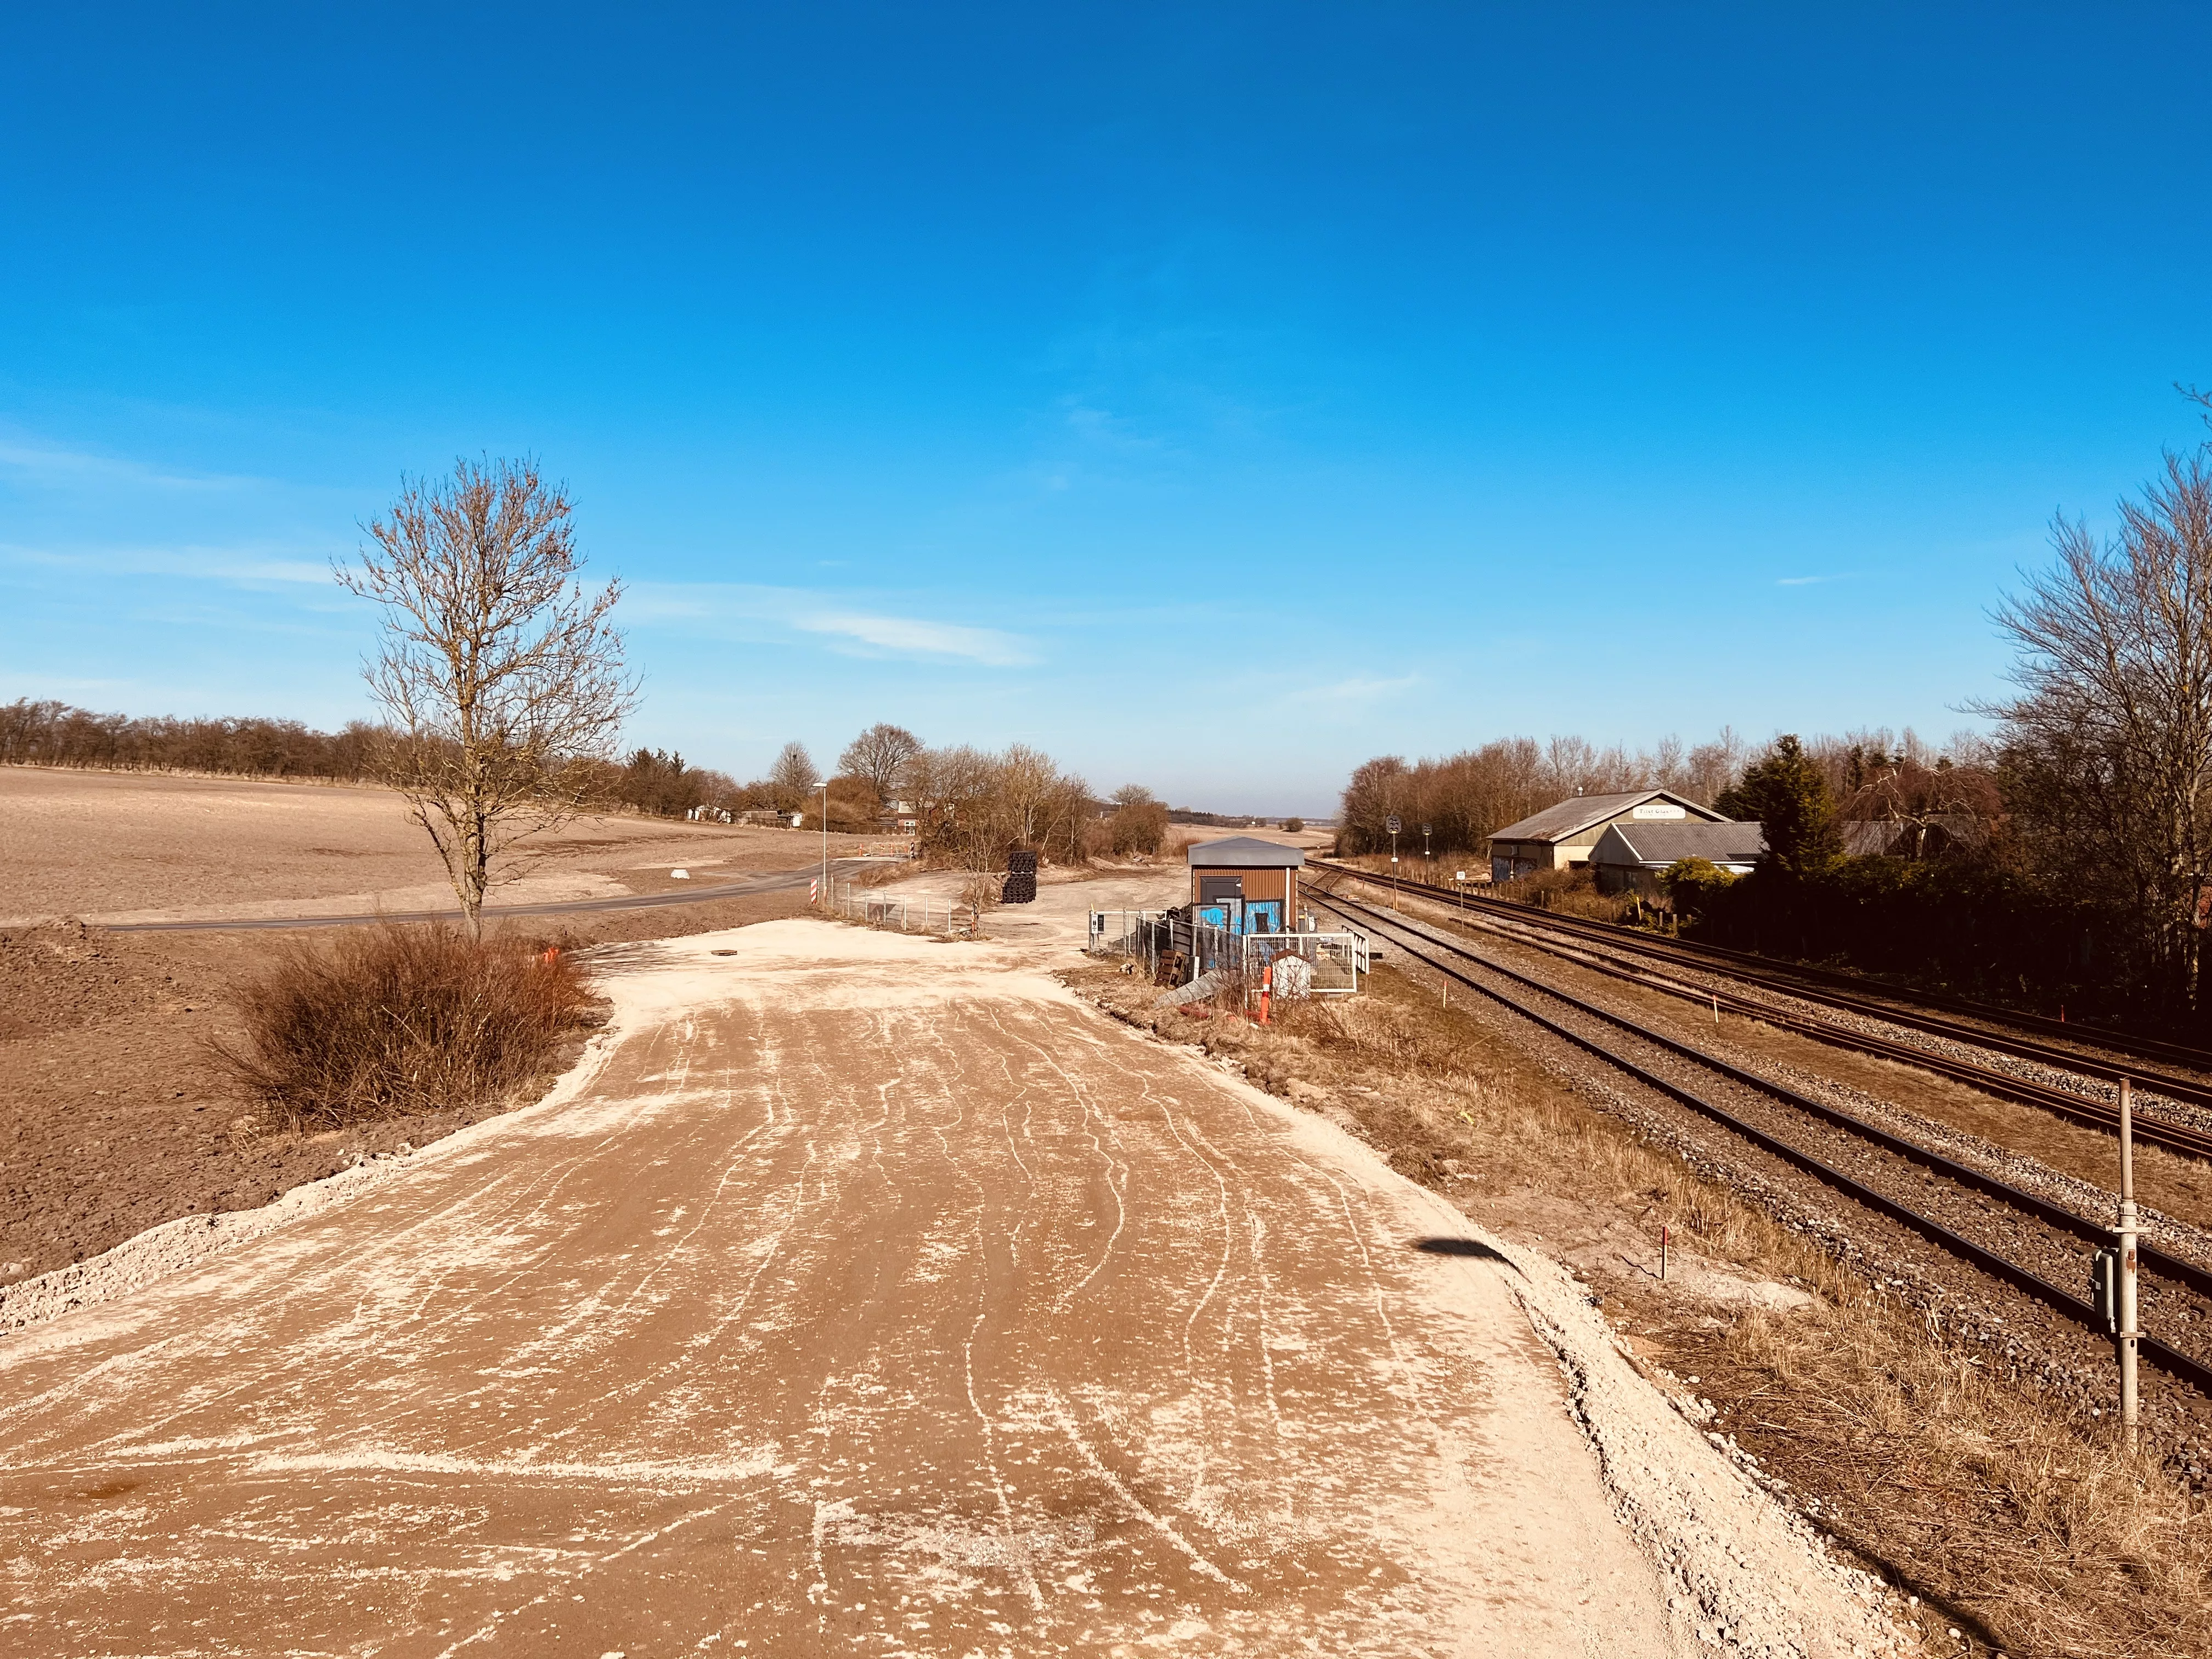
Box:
left=1716, top=735, right=1842, bottom=879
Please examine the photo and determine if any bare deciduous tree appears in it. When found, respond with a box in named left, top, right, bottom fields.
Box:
left=1989, top=447, right=2212, bottom=1008
left=768, top=741, right=820, bottom=807
left=838, top=723, right=922, bottom=802
left=337, top=457, right=633, bottom=938
left=996, top=743, right=1066, bottom=846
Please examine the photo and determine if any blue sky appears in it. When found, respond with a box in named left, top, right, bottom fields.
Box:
left=5, top=4, right=2211, bottom=815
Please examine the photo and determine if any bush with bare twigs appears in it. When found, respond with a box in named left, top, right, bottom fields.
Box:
left=216, top=926, right=594, bottom=1126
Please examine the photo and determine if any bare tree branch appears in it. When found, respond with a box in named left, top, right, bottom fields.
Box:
left=838, top=723, right=922, bottom=802
left=1983, top=448, right=2212, bottom=1008
left=335, top=456, right=635, bottom=937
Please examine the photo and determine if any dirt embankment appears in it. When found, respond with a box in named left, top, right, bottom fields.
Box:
left=0, top=889, right=812, bottom=1288
left=1061, top=960, right=2212, bottom=1659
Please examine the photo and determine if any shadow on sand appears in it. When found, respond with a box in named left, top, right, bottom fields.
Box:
left=1412, top=1235, right=1520, bottom=1272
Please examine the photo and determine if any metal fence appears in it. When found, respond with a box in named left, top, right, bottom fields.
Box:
left=1086, top=911, right=1367, bottom=994
left=827, top=881, right=977, bottom=938
left=1240, top=930, right=1365, bottom=993
left=1087, top=910, right=1169, bottom=972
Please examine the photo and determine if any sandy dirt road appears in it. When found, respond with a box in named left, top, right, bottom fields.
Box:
left=0, top=921, right=1797, bottom=1655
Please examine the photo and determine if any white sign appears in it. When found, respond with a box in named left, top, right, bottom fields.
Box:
left=1630, top=802, right=1688, bottom=820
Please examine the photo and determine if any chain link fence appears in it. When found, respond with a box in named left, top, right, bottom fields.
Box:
left=1086, top=911, right=1367, bottom=994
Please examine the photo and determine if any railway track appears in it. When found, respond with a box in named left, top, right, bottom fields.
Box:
left=1312, top=856, right=2212, bottom=1075
left=1301, top=882, right=2212, bottom=1398
left=1309, top=859, right=2212, bottom=1158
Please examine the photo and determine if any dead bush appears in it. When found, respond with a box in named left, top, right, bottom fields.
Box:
left=216, top=924, right=594, bottom=1126
left=1493, top=865, right=1634, bottom=922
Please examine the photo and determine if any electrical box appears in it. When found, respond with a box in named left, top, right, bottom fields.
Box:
left=2090, top=1247, right=2119, bottom=1335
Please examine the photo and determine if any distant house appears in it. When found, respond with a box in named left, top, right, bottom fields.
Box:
left=1487, top=789, right=1729, bottom=885
left=1590, top=820, right=1765, bottom=896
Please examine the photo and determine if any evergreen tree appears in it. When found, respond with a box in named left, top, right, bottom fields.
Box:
left=1715, top=735, right=1842, bottom=879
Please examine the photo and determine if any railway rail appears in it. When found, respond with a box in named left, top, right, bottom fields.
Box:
left=1309, top=858, right=2212, bottom=1155
left=1300, top=882, right=2212, bottom=1398
left=1312, top=855, right=2212, bottom=1075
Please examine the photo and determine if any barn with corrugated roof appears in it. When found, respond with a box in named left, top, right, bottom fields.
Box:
left=1589, top=820, right=1765, bottom=895
left=1486, top=789, right=1729, bottom=885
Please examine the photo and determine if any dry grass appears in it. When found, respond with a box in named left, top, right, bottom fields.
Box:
left=1069, top=960, right=2212, bottom=1657
left=1712, top=1302, right=2212, bottom=1658
left=215, top=924, right=595, bottom=1127
left=849, top=859, right=917, bottom=890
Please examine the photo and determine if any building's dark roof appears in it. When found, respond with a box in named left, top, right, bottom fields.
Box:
left=1489, top=789, right=1727, bottom=845
left=1592, top=821, right=1766, bottom=867
left=1186, top=836, right=1307, bottom=869
left=1842, top=821, right=1903, bottom=857
left=1842, top=816, right=1989, bottom=857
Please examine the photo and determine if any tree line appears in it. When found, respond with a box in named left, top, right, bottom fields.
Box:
left=1338, top=425, right=2212, bottom=1037
left=610, top=724, right=1174, bottom=867
left=1, top=699, right=385, bottom=780
left=1336, top=731, right=1752, bottom=857
left=1, top=697, right=1171, bottom=862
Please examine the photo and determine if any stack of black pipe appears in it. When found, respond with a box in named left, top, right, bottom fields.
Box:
left=1002, top=849, right=1039, bottom=904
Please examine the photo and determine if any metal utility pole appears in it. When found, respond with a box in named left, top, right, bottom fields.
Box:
left=2119, top=1076, right=2141, bottom=1451
left=820, top=785, right=829, bottom=910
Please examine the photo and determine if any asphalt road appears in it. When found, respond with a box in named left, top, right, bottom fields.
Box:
left=0, top=921, right=1688, bottom=1655
left=102, top=861, right=864, bottom=933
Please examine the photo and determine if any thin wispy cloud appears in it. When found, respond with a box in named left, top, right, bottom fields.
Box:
left=0, top=437, right=256, bottom=494
left=1284, top=673, right=1420, bottom=706
left=1777, top=574, right=1847, bottom=586
left=1062, top=400, right=1169, bottom=456
left=1, top=541, right=331, bottom=585
left=625, top=581, right=1037, bottom=667
left=795, top=612, right=1034, bottom=665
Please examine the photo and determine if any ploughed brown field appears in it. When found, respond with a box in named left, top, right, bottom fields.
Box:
left=0, top=766, right=872, bottom=1288
left=0, top=766, right=887, bottom=926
